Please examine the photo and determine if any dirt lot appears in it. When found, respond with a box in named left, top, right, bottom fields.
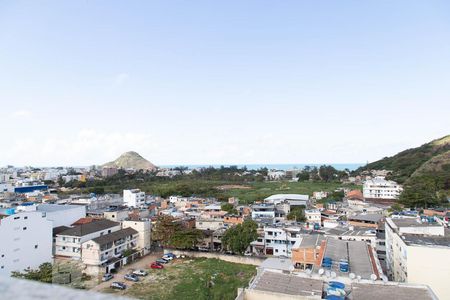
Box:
left=90, top=250, right=163, bottom=292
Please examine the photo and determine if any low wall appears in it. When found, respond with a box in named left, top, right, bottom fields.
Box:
left=163, top=249, right=265, bottom=266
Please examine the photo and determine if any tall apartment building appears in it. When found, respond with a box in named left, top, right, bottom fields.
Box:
left=363, top=176, right=402, bottom=200
left=385, top=217, right=449, bottom=299
left=0, top=211, right=52, bottom=276
left=123, top=189, right=146, bottom=208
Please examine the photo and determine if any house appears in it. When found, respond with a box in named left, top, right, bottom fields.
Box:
left=81, top=227, right=138, bottom=275
left=348, top=214, right=383, bottom=229
left=304, top=209, right=321, bottom=225
left=55, top=219, right=121, bottom=259
left=291, top=235, right=326, bottom=270
left=223, top=215, right=244, bottom=226
left=122, top=219, right=151, bottom=255
left=195, top=219, right=224, bottom=231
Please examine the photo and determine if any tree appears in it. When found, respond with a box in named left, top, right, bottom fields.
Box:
left=296, top=171, right=310, bottom=181
left=389, top=203, right=403, bottom=213
left=399, top=176, right=440, bottom=208
left=287, top=207, right=306, bottom=222
left=221, top=203, right=238, bottom=215
left=11, top=262, right=53, bottom=283
left=221, top=220, right=258, bottom=254
left=152, top=216, right=181, bottom=247
left=170, top=229, right=204, bottom=249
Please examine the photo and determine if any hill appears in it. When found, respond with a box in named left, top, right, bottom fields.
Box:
left=356, top=135, right=450, bottom=183
left=102, top=151, right=157, bottom=171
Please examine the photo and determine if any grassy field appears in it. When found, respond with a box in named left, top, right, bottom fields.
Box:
left=221, top=181, right=359, bottom=203
left=83, top=179, right=359, bottom=204
left=108, top=258, right=256, bottom=300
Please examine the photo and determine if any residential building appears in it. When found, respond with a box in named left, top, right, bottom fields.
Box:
left=55, top=219, right=121, bottom=259
left=304, top=209, right=321, bottom=224
left=101, top=167, right=118, bottom=177
left=81, top=227, right=138, bottom=275
left=122, top=219, right=151, bottom=255
left=36, top=204, right=86, bottom=227
left=363, top=177, right=402, bottom=200
left=264, top=194, right=310, bottom=207
left=123, top=189, right=145, bottom=208
left=251, top=204, right=275, bottom=221
left=348, top=213, right=383, bottom=229
left=385, top=217, right=449, bottom=299
left=195, top=219, right=224, bottom=231
left=0, top=211, right=52, bottom=276
left=263, top=226, right=303, bottom=256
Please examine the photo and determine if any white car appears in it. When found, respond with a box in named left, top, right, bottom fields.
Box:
left=132, top=269, right=148, bottom=276
left=162, top=255, right=173, bottom=261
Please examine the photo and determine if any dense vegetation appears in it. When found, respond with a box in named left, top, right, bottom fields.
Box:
left=355, top=135, right=450, bottom=184
left=152, top=216, right=204, bottom=249
left=221, top=220, right=258, bottom=254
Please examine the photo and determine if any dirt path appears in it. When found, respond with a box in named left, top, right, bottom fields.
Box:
left=90, top=250, right=163, bottom=292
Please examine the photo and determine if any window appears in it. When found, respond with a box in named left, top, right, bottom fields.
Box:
left=23, top=227, right=27, bottom=230
left=34, top=245, right=38, bottom=249
left=1, top=266, right=3, bottom=269
left=275, top=249, right=278, bottom=253
left=24, top=216, right=28, bottom=219
left=108, top=230, right=112, bottom=233
left=14, top=216, right=20, bottom=220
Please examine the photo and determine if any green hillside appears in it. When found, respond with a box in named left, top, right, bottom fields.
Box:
left=357, top=135, right=450, bottom=183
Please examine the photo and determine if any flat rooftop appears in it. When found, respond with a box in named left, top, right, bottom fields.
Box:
left=390, top=218, right=442, bottom=228
left=321, top=239, right=375, bottom=279
left=37, top=204, right=83, bottom=212
left=402, top=233, right=450, bottom=247
left=259, top=258, right=294, bottom=272
left=351, top=283, right=437, bottom=300
left=250, top=271, right=323, bottom=297
left=348, top=214, right=383, bottom=223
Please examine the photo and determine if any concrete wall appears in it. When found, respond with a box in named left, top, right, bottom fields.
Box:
left=164, top=249, right=265, bottom=266
left=407, top=245, right=450, bottom=300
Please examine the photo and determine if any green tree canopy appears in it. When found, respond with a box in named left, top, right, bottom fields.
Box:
left=221, top=220, right=258, bottom=254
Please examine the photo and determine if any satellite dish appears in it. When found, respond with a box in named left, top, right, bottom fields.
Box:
left=306, top=269, right=312, bottom=275
left=318, top=268, right=324, bottom=275
left=349, top=273, right=356, bottom=280
left=357, top=275, right=362, bottom=281
left=331, top=272, right=337, bottom=278
left=382, top=275, right=388, bottom=283
left=325, top=270, right=331, bottom=278
left=370, top=274, right=377, bottom=281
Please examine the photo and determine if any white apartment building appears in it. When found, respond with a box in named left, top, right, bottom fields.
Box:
left=81, top=227, right=138, bottom=274
left=385, top=217, right=449, bottom=299
left=122, top=219, right=152, bottom=255
left=123, top=189, right=146, bottom=208
left=304, top=209, right=321, bottom=224
left=363, top=176, right=402, bottom=200
left=36, top=204, right=86, bottom=227
left=263, top=226, right=302, bottom=256
left=251, top=204, right=276, bottom=220
left=55, top=219, right=121, bottom=259
left=0, top=211, right=52, bottom=276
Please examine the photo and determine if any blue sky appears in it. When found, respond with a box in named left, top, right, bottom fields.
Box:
left=0, top=1, right=449, bottom=166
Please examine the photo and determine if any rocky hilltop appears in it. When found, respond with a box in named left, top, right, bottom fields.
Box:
left=102, top=151, right=157, bottom=171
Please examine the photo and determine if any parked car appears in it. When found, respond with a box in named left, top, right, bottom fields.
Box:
left=150, top=262, right=164, bottom=269
left=162, top=255, right=173, bottom=261
left=102, top=273, right=114, bottom=282
left=124, top=273, right=139, bottom=282
left=165, top=253, right=176, bottom=259
left=156, top=258, right=169, bottom=264
left=110, top=282, right=127, bottom=290
left=132, top=269, right=148, bottom=276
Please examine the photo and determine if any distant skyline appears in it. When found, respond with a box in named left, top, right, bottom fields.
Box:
left=1, top=1, right=449, bottom=166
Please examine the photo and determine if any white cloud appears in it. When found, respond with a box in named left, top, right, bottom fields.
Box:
left=114, top=73, right=130, bottom=85
left=11, top=110, right=32, bottom=118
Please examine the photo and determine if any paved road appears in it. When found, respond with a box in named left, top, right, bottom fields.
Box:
left=90, top=251, right=163, bottom=292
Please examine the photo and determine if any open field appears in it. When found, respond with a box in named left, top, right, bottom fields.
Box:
left=103, top=258, right=256, bottom=300
left=68, top=179, right=359, bottom=204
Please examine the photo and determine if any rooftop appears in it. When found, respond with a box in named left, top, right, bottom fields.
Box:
left=390, top=218, right=442, bottom=228
left=90, top=227, right=138, bottom=246
left=37, top=204, right=83, bottom=212
left=402, top=233, right=450, bottom=247
left=351, top=283, right=437, bottom=300
left=57, top=219, right=120, bottom=237
left=265, top=194, right=309, bottom=201
left=250, top=271, right=323, bottom=297
left=348, top=214, right=383, bottom=223
left=259, top=257, right=294, bottom=272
